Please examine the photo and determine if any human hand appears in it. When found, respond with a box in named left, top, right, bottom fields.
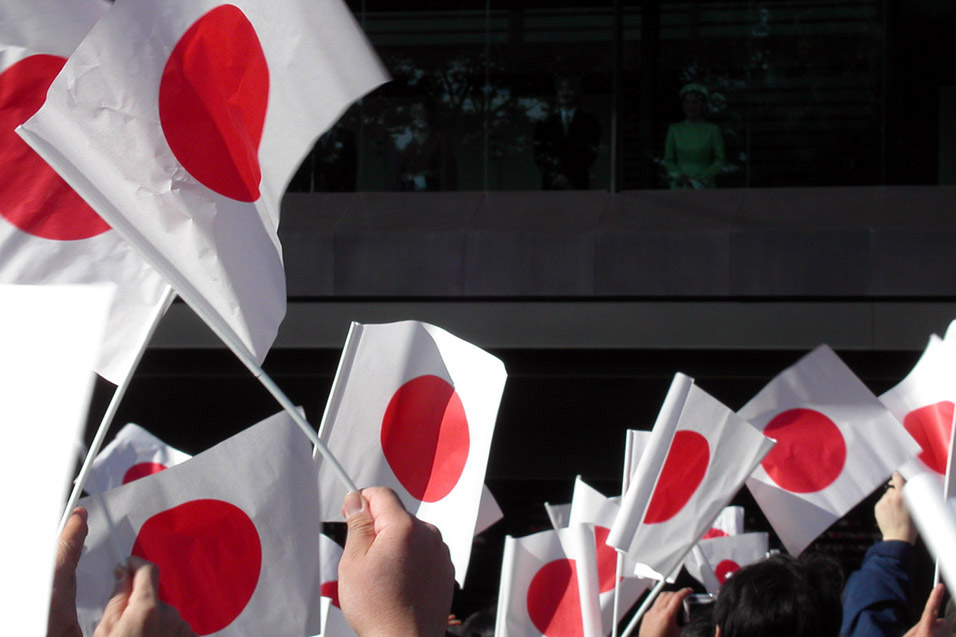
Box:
left=48, top=508, right=88, bottom=637
left=903, top=583, right=948, bottom=637
left=876, top=472, right=917, bottom=544
left=638, top=588, right=693, bottom=637
left=93, top=557, right=196, bottom=637
left=338, top=487, right=455, bottom=637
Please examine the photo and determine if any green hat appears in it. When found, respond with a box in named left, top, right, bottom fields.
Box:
left=679, top=83, right=708, bottom=98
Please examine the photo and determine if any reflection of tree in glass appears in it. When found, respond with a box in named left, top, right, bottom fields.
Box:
left=371, top=50, right=549, bottom=163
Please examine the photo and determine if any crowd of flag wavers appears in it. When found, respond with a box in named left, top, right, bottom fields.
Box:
left=18, top=289, right=956, bottom=636
left=4, top=0, right=956, bottom=633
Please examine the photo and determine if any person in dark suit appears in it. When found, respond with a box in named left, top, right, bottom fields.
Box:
left=533, top=76, right=600, bottom=190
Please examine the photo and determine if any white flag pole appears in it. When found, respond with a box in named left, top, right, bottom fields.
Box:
left=619, top=577, right=667, bottom=637
left=58, top=285, right=176, bottom=533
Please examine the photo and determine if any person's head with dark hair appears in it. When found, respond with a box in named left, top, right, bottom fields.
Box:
left=713, top=553, right=843, bottom=637
left=554, top=75, right=582, bottom=109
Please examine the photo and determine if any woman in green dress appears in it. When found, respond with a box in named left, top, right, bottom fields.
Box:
left=664, top=83, right=725, bottom=189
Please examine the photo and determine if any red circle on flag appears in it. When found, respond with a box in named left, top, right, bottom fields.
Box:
left=380, top=375, right=470, bottom=503
left=122, top=462, right=168, bottom=484
left=131, top=499, right=261, bottom=635
left=702, top=528, right=729, bottom=540
left=320, top=581, right=340, bottom=608
left=903, top=401, right=955, bottom=475
left=760, top=408, right=847, bottom=493
left=594, top=525, right=619, bottom=594
left=159, top=5, right=269, bottom=202
left=0, top=55, right=110, bottom=240
left=643, top=430, right=710, bottom=524
left=527, top=558, right=584, bottom=637
left=714, top=559, right=740, bottom=584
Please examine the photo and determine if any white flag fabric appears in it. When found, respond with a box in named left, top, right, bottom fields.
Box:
left=545, top=502, right=572, bottom=530
left=623, top=429, right=652, bottom=487
left=903, top=473, right=956, bottom=595
left=319, top=533, right=343, bottom=609
left=0, top=284, right=111, bottom=636
left=608, top=375, right=775, bottom=580
left=702, top=505, right=744, bottom=539
left=567, top=477, right=651, bottom=633
left=880, top=331, right=956, bottom=480
left=317, top=321, right=506, bottom=584
left=743, top=345, right=921, bottom=556
left=495, top=525, right=602, bottom=637
left=684, top=532, right=769, bottom=594
left=86, top=422, right=192, bottom=494
left=315, top=534, right=353, bottom=637
left=0, top=0, right=171, bottom=384
left=19, top=0, right=388, bottom=364
left=319, top=597, right=356, bottom=637
left=476, top=485, right=504, bottom=535
left=76, top=411, right=322, bottom=636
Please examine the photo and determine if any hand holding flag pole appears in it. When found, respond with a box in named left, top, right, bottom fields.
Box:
left=618, top=560, right=688, bottom=637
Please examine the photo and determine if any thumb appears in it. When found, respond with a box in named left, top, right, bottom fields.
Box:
left=55, top=508, right=88, bottom=577
left=919, top=583, right=946, bottom=626
left=342, top=491, right=375, bottom=558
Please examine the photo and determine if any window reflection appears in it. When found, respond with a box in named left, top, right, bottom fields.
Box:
left=286, top=1, right=950, bottom=192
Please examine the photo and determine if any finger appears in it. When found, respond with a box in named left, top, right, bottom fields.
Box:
left=362, top=487, right=414, bottom=536
left=361, top=486, right=408, bottom=518
left=97, top=564, right=134, bottom=634
left=56, top=508, right=88, bottom=565
left=127, top=558, right=161, bottom=607
left=890, top=471, right=905, bottom=491
left=55, top=507, right=88, bottom=575
left=919, top=583, right=946, bottom=626
left=664, top=587, right=694, bottom=613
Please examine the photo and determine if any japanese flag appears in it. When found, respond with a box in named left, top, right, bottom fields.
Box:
left=19, top=0, right=388, bottom=364
left=608, top=374, right=775, bottom=580
left=75, top=411, right=322, bottom=636
left=684, top=533, right=769, bottom=594
left=743, top=345, right=920, bottom=556
left=567, top=477, right=651, bottom=633
left=86, top=423, right=192, bottom=494
left=495, top=525, right=602, bottom=637
left=0, top=284, right=111, bottom=636
left=702, top=505, right=744, bottom=539
left=880, top=329, right=956, bottom=481
left=317, top=321, right=507, bottom=584
left=0, top=0, right=171, bottom=384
